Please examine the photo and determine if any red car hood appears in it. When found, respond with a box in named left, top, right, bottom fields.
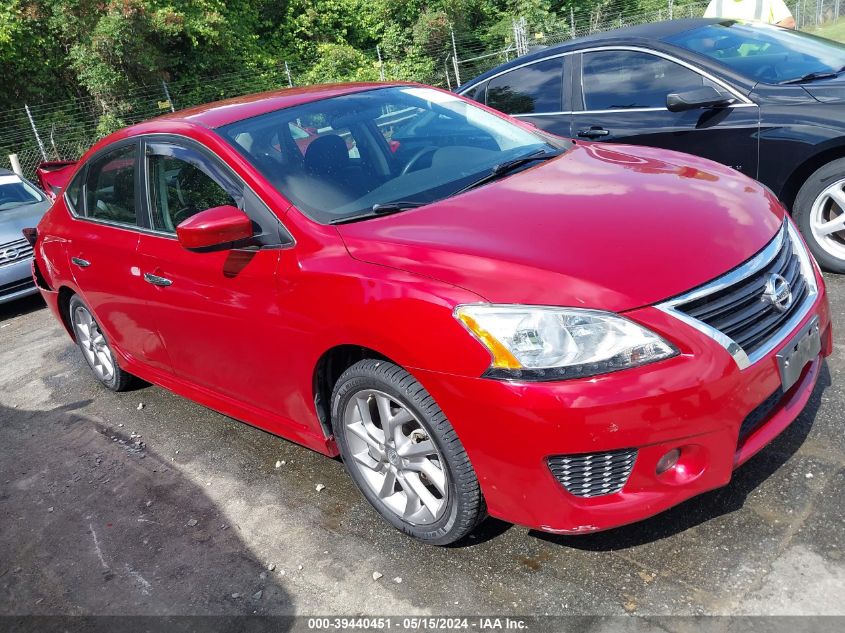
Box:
left=337, top=142, right=785, bottom=313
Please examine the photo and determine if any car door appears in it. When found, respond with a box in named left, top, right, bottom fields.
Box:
left=65, top=140, right=172, bottom=372
left=572, top=47, right=760, bottom=179
left=136, top=138, right=295, bottom=414
left=469, top=55, right=573, bottom=138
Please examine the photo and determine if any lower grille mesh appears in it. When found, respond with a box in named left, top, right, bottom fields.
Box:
left=548, top=449, right=637, bottom=498
left=738, top=388, right=784, bottom=442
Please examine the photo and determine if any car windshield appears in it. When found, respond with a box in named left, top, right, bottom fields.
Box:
left=217, top=86, right=563, bottom=224
left=0, top=174, right=44, bottom=211
left=667, top=21, right=845, bottom=85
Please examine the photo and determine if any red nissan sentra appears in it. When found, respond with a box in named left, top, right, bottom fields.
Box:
left=27, top=83, right=832, bottom=545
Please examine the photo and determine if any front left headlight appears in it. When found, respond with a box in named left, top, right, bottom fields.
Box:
left=454, top=304, right=678, bottom=381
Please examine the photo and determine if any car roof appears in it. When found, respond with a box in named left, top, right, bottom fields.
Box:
left=145, top=82, right=415, bottom=130
left=0, top=168, right=15, bottom=178
left=458, top=18, right=723, bottom=90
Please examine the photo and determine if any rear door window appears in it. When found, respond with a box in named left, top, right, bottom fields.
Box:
left=84, top=145, right=137, bottom=226
left=486, top=57, right=564, bottom=114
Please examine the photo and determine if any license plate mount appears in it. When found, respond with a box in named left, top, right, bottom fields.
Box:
left=776, top=316, right=821, bottom=392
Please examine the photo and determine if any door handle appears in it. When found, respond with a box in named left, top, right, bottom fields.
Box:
left=143, top=273, right=173, bottom=287
left=577, top=127, right=610, bottom=139
left=71, top=257, right=91, bottom=268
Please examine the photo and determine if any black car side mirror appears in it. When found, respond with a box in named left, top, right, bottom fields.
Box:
left=666, top=86, right=736, bottom=112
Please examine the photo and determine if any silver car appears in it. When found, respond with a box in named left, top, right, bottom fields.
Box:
left=0, top=168, right=50, bottom=304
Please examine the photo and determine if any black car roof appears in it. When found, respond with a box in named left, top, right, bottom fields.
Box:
left=458, top=18, right=723, bottom=90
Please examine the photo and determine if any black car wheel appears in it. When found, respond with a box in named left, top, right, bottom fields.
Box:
left=793, top=158, right=845, bottom=273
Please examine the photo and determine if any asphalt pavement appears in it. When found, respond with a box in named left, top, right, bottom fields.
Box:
left=0, top=274, right=843, bottom=618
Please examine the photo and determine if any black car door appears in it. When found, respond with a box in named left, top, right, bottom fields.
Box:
left=572, top=47, right=761, bottom=179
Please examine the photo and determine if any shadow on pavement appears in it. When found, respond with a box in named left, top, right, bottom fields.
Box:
left=530, top=361, right=833, bottom=551
left=0, top=399, right=294, bottom=621
left=0, top=294, right=45, bottom=323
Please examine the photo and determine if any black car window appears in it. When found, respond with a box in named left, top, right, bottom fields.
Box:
left=148, top=154, right=236, bottom=233
left=581, top=51, right=707, bottom=111
left=486, top=58, right=564, bottom=114
left=667, top=22, right=845, bottom=84
left=84, top=145, right=137, bottom=226
left=462, top=81, right=488, bottom=104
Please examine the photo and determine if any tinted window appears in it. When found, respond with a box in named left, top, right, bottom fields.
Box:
left=149, top=154, right=236, bottom=233
left=85, top=145, right=136, bottom=225
left=0, top=174, right=44, bottom=211
left=64, top=170, right=83, bottom=214
left=462, top=81, right=488, bottom=104
left=668, top=21, right=845, bottom=84
left=581, top=51, right=706, bottom=110
left=486, top=58, right=563, bottom=114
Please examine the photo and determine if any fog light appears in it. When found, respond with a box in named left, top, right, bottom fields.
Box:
left=656, top=448, right=681, bottom=475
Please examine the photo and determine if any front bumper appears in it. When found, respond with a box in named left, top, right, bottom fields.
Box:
left=411, top=285, right=832, bottom=534
left=0, top=258, right=38, bottom=304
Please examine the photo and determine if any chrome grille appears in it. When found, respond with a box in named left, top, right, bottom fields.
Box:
left=0, top=277, right=35, bottom=297
left=659, top=223, right=818, bottom=369
left=548, top=448, right=637, bottom=498
left=0, top=238, right=33, bottom=267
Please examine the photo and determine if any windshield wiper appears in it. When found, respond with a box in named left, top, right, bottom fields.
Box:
left=329, top=200, right=427, bottom=225
left=453, top=149, right=564, bottom=196
left=329, top=149, right=563, bottom=225
left=780, top=66, right=845, bottom=84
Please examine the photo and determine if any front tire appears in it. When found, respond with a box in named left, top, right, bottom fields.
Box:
left=793, top=158, right=845, bottom=273
left=331, top=359, right=485, bottom=545
left=69, top=295, right=136, bottom=392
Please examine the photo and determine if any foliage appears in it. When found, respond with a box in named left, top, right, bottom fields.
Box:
left=0, top=0, right=715, bottom=157
left=300, top=43, right=381, bottom=84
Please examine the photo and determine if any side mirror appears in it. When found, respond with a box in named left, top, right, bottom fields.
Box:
left=666, top=86, right=736, bottom=112
left=175, top=205, right=254, bottom=251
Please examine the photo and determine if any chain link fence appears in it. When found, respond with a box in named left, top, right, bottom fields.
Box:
left=3, top=0, right=844, bottom=181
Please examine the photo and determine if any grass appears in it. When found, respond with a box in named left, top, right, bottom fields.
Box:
left=810, top=17, right=845, bottom=43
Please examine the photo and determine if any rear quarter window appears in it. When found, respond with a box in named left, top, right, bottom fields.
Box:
left=64, top=169, right=84, bottom=214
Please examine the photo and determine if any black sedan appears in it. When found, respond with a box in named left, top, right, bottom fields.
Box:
left=458, top=19, right=845, bottom=272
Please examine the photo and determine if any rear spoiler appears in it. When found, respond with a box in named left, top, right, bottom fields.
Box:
left=36, top=160, right=77, bottom=200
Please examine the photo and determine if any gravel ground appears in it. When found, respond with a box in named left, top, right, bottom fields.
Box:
left=0, top=274, right=843, bottom=618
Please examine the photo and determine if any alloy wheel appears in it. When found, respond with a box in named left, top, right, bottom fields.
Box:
left=809, top=177, right=845, bottom=261
left=72, top=305, right=115, bottom=383
left=342, top=389, right=449, bottom=525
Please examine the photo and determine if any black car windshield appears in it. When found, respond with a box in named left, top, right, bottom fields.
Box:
left=667, top=21, right=845, bottom=85
left=0, top=175, right=44, bottom=211
left=218, top=86, right=564, bottom=224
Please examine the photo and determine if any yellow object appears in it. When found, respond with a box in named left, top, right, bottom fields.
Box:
left=456, top=311, right=522, bottom=369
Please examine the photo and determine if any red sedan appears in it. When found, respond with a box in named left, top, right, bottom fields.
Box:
left=27, top=83, right=832, bottom=545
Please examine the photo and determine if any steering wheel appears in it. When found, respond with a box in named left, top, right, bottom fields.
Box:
left=401, top=146, right=438, bottom=175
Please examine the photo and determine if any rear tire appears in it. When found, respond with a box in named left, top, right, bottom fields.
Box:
left=331, top=359, right=485, bottom=545
left=68, top=295, right=137, bottom=392
left=793, top=158, right=845, bottom=273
